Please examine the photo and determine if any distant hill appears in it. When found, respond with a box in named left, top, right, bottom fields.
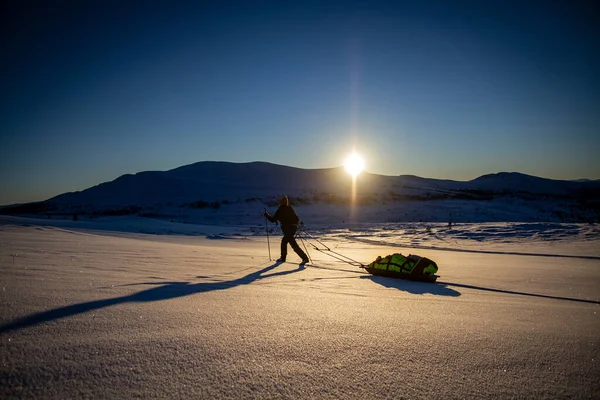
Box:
left=470, top=172, right=591, bottom=195
left=2, top=162, right=599, bottom=223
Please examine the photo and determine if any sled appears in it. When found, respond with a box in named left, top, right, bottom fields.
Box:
left=363, top=254, right=439, bottom=283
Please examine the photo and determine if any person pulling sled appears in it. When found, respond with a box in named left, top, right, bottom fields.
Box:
left=264, top=196, right=309, bottom=265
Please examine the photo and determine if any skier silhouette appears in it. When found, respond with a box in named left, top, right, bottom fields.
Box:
left=264, top=196, right=309, bottom=264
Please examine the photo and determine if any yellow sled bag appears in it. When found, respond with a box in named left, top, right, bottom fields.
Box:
left=365, top=253, right=439, bottom=282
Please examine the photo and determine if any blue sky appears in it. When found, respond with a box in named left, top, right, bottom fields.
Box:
left=1, top=0, right=599, bottom=205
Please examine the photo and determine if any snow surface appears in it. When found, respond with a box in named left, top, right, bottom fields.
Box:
left=1, top=216, right=599, bottom=399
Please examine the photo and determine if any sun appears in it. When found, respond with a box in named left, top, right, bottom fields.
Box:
left=344, top=153, right=365, bottom=178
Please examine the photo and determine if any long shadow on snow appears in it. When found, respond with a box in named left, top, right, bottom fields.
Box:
left=438, top=281, right=599, bottom=304
left=364, top=275, right=461, bottom=297
left=0, top=261, right=303, bottom=334
left=363, top=276, right=598, bottom=303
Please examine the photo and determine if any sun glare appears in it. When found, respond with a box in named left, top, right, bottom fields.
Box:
left=344, top=153, right=365, bottom=177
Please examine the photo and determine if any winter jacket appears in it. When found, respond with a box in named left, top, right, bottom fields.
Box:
left=266, top=205, right=300, bottom=230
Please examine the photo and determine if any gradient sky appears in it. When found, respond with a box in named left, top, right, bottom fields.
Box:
left=1, top=0, right=599, bottom=205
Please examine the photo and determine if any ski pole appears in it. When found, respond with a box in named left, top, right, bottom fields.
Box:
left=296, top=230, right=312, bottom=264
left=264, top=208, right=271, bottom=261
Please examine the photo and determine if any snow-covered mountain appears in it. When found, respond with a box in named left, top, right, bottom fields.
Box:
left=2, top=161, right=599, bottom=223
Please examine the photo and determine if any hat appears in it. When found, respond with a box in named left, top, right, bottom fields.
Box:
left=278, top=196, right=289, bottom=206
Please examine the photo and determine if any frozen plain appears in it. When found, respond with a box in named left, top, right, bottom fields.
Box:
left=1, top=217, right=599, bottom=399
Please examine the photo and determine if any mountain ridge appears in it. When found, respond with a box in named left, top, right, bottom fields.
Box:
left=2, top=161, right=599, bottom=223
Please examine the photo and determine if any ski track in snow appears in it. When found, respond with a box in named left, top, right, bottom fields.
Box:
left=0, top=216, right=599, bottom=399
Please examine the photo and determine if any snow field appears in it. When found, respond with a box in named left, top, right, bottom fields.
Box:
left=1, top=221, right=599, bottom=399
